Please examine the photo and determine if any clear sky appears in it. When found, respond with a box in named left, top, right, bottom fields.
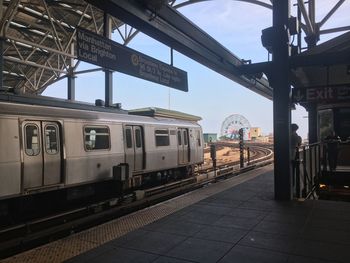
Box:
left=43, top=0, right=350, bottom=140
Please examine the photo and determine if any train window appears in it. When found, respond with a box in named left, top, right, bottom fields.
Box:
left=125, top=128, right=132, bottom=148
left=196, top=130, right=201, bottom=146
left=25, top=124, right=40, bottom=156
left=45, top=125, right=59, bottom=154
left=177, top=130, right=182, bottom=145
left=155, top=129, right=170, bottom=146
left=183, top=130, right=188, bottom=145
left=135, top=129, right=142, bottom=148
left=84, top=126, right=110, bottom=150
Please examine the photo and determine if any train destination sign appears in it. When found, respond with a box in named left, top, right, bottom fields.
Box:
left=76, top=28, right=188, bottom=92
left=292, top=86, right=350, bottom=103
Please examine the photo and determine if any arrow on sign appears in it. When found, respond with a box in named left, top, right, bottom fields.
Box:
left=293, top=89, right=304, bottom=102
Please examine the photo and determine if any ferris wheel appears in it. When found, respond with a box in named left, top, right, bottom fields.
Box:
left=221, top=114, right=251, bottom=139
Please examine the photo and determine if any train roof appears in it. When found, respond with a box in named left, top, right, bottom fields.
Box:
left=0, top=94, right=201, bottom=128
left=129, top=107, right=202, bottom=122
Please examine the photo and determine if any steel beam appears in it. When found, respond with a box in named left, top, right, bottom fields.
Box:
left=173, top=0, right=272, bottom=10
left=319, top=0, right=346, bottom=28
left=0, top=37, right=3, bottom=91
left=320, top=26, right=350, bottom=35
left=85, top=0, right=272, bottom=99
left=239, top=49, right=350, bottom=75
left=297, top=0, right=313, bottom=35
left=3, top=56, right=67, bottom=74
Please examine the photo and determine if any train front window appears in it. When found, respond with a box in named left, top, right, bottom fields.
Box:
left=45, top=125, right=59, bottom=154
left=84, top=126, right=110, bottom=150
left=25, top=124, right=40, bottom=156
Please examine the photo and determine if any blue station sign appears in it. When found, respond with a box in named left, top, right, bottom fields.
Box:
left=76, top=28, right=188, bottom=92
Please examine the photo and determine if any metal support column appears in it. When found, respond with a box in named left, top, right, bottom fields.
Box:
left=308, top=104, right=318, bottom=143
left=67, top=43, right=75, bottom=100
left=239, top=128, right=244, bottom=168
left=67, top=72, right=75, bottom=100
left=0, top=0, right=3, bottom=91
left=104, top=13, right=113, bottom=107
left=0, top=37, right=3, bottom=91
left=272, top=0, right=292, bottom=200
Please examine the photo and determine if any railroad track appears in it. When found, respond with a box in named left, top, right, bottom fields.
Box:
left=201, top=144, right=273, bottom=172
left=0, top=145, right=273, bottom=260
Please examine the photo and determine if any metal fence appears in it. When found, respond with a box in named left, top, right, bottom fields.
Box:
left=293, top=140, right=350, bottom=199
left=293, top=143, right=321, bottom=199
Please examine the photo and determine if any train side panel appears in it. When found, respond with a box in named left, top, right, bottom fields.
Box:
left=64, top=121, right=125, bottom=185
left=0, top=117, right=21, bottom=197
left=143, top=125, right=178, bottom=172
left=0, top=101, right=205, bottom=201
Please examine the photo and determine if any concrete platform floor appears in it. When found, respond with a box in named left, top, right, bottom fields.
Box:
left=64, top=165, right=350, bottom=263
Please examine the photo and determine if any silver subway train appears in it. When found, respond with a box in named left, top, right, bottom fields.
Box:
left=0, top=100, right=204, bottom=203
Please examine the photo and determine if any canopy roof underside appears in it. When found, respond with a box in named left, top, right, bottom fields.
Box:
left=291, top=31, right=350, bottom=89
left=1, top=0, right=123, bottom=94
left=1, top=0, right=272, bottom=99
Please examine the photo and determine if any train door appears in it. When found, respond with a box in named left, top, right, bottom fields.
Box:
left=177, top=128, right=189, bottom=164
left=42, top=122, right=61, bottom=185
left=124, top=125, right=144, bottom=172
left=22, top=121, right=62, bottom=189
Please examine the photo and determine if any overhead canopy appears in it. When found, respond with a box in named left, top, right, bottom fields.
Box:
left=1, top=0, right=272, bottom=99
left=291, top=31, right=350, bottom=89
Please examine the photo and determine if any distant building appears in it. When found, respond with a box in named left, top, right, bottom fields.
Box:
left=255, top=136, right=270, bottom=143
left=249, top=127, right=262, bottom=140
left=203, top=133, right=217, bottom=143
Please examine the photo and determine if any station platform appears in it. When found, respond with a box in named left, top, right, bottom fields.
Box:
left=4, top=165, right=350, bottom=263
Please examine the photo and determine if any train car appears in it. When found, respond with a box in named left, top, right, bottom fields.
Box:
left=0, top=97, right=204, bottom=222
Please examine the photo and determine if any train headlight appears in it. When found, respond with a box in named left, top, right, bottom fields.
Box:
left=319, top=184, right=327, bottom=189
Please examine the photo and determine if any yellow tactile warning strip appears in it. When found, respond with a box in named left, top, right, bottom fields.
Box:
left=2, top=165, right=272, bottom=263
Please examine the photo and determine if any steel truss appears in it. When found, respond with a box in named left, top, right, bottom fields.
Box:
left=0, top=0, right=127, bottom=94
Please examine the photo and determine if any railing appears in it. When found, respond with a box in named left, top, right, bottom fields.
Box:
left=293, top=143, right=321, bottom=199
left=293, top=140, right=350, bottom=199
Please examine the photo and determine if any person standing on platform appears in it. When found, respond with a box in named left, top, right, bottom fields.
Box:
left=291, top=123, right=302, bottom=192
left=291, top=123, right=302, bottom=160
